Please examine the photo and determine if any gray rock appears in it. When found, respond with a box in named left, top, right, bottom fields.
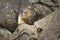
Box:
left=40, top=0, right=58, bottom=6
left=58, top=0, right=60, bottom=6
left=33, top=4, right=52, bottom=17
left=0, top=0, right=18, bottom=32
left=34, top=10, right=57, bottom=29
left=35, top=10, right=60, bottom=40
left=40, top=0, right=60, bottom=11
left=0, top=27, right=11, bottom=40
left=10, top=24, right=38, bottom=40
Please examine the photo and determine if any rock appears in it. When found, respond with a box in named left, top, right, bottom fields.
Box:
left=40, top=0, right=58, bottom=6
left=10, top=24, right=38, bottom=40
left=40, top=0, right=60, bottom=11
left=0, top=0, right=18, bottom=32
left=34, top=10, right=57, bottom=29
left=0, top=27, right=12, bottom=40
left=58, top=0, right=60, bottom=6
left=34, top=10, right=60, bottom=40
left=33, top=4, right=52, bottom=17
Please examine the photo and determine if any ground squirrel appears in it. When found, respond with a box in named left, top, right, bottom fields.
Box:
left=18, top=0, right=41, bottom=25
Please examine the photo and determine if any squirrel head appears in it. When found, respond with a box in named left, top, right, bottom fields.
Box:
left=21, top=9, right=32, bottom=22
left=18, top=8, right=32, bottom=25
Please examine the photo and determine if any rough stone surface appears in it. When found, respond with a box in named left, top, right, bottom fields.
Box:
left=0, top=27, right=11, bottom=40
left=34, top=10, right=58, bottom=29
left=33, top=4, right=52, bottom=17
left=40, top=0, right=58, bottom=6
left=0, top=0, right=60, bottom=40
left=10, top=24, right=38, bottom=40
left=38, top=10, right=60, bottom=40
left=0, top=0, right=18, bottom=32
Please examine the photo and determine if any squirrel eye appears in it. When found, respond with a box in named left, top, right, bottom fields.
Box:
left=25, top=12, right=27, bottom=14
